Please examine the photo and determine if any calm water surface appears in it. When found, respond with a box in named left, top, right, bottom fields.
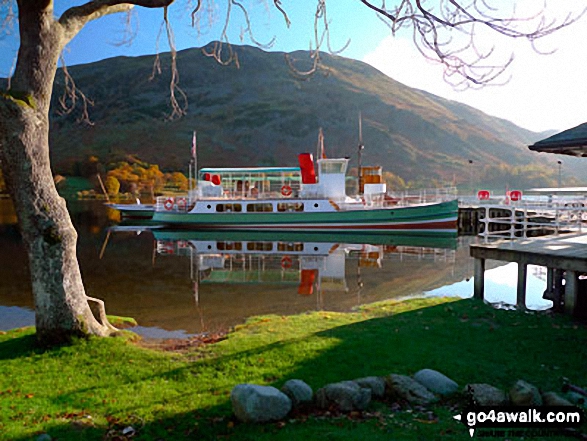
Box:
left=0, top=200, right=550, bottom=338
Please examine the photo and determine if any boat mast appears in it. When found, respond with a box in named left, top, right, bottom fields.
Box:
left=358, top=113, right=365, bottom=196
left=191, top=131, right=197, bottom=201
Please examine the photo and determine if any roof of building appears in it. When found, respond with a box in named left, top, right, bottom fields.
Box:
left=529, top=122, right=587, bottom=156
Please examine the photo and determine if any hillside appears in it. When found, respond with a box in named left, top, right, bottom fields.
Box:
left=48, top=43, right=585, bottom=188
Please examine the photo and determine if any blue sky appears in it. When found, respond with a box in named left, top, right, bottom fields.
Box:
left=1, top=1, right=586, bottom=133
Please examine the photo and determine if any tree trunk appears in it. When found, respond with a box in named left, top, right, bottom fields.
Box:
left=0, top=1, right=115, bottom=346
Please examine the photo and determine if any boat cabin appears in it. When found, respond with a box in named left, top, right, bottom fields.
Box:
left=193, top=153, right=386, bottom=203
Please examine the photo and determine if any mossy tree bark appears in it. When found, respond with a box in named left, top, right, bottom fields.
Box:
left=0, top=0, right=127, bottom=346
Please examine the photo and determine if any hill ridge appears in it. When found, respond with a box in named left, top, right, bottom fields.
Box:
left=47, top=43, right=584, bottom=188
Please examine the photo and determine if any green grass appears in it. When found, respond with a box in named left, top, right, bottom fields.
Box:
left=1, top=297, right=586, bottom=440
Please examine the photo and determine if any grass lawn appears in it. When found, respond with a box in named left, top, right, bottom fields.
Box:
left=1, top=297, right=586, bottom=440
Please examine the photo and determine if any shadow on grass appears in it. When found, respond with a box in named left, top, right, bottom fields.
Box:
left=0, top=331, right=41, bottom=361
left=6, top=299, right=587, bottom=440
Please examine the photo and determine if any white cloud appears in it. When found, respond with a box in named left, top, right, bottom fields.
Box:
left=362, top=14, right=587, bottom=133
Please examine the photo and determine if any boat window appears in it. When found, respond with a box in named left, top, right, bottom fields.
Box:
left=246, top=242, right=273, bottom=251
left=277, top=242, right=304, bottom=252
left=246, top=203, right=273, bottom=212
left=320, top=161, right=347, bottom=174
left=277, top=203, right=304, bottom=212
left=217, top=242, right=243, bottom=251
left=216, top=204, right=242, bottom=213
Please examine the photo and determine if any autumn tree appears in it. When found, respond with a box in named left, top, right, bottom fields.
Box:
left=0, top=0, right=583, bottom=346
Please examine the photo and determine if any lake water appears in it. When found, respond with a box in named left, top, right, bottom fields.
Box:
left=0, top=200, right=551, bottom=338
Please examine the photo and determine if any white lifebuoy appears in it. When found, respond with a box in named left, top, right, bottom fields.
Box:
left=281, top=185, right=292, bottom=197
left=177, top=197, right=186, bottom=210
left=164, top=198, right=174, bottom=211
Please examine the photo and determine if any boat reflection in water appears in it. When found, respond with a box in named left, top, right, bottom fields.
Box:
left=150, top=230, right=458, bottom=325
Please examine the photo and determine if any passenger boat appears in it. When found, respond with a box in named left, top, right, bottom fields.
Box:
left=152, top=154, right=458, bottom=233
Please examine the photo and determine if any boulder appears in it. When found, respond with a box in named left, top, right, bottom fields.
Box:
left=542, top=391, right=573, bottom=407
left=354, top=377, right=386, bottom=398
left=316, top=381, right=371, bottom=411
left=386, top=374, right=438, bottom=405
left=510, top=380, right=542, bottom=406
left=281, top=379, right=313, bottom=407
left=564, top=391, right=586, bottom=407
left=413, top=369, right=459, bottom=396
left=465, top=384, right=509, bottom=406
left=231, top=384, right=292, bottom=423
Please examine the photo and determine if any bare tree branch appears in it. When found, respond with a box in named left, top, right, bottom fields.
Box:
left=57, top=55, right=95, bottom=125
left=59, top=0, right=175, bottom=42
left=357, top=0, right=587, bottom=86
left=162, top=5, right=188, bottom=119
left=285, top=0, right=349, bottom=78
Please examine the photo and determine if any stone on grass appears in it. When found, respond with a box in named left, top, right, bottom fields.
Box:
left=413, top=369, right=459, bottom=396
left=510, top=380, right=542, bottom=406
left=465, top=384, right=509, bottom=406
left=231, top=384, right=292, bottom=423
left=564, top=391, right=587, bottom=407
left=316, top=381, right=371, bottom=411
left=542, top=392, right=573, bottom=407
left=36, top=435, right=52, bottom=441
left=281, top=379, right=313, bottom=407
left=386, top=374, right=438, bottom=405
left=354, top=377, right=386, bottom=398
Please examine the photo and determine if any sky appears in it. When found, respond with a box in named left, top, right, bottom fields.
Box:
left=1, top=0, right=586, bottom=133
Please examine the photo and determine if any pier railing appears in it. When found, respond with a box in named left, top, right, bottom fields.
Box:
left=459, top=196, right=587, bottom=239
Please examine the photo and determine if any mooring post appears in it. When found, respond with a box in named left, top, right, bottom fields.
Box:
left=517, top=263, right=527, bottom=310
left=546, top=268, right=553, bottom=294
left=564, top=270, right=578, bottom=315
left=553, top=269, right=564, bottom=310
left=541, top=267, right=555, bottom=301
left=474, top=258, right=485, bottom=300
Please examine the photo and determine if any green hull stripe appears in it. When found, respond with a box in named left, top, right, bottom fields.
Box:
left=152, top=200, right=458, bottom=226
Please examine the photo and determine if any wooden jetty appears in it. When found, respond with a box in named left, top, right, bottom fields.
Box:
left=470, top=232, right=587, bottom=316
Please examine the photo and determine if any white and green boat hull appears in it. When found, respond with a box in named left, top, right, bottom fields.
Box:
left=152, top=199, right=458, bottom=234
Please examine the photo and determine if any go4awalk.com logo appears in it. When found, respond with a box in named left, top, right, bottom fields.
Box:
left=453, top=406, right=584, bottom=437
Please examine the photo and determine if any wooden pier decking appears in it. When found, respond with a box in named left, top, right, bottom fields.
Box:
left=470, top=232, right=587, bottom=315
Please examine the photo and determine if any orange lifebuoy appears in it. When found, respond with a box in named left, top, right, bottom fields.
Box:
left=164, top=198, right=174, bottom=211
left=281, top=185, right=292, bottom=197
left=177, top=197, right=186, bottom=210
left=281, top=256, right=293, bottom=269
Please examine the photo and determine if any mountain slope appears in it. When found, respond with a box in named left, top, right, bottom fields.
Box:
left=48, top=43, right=584, bottom=186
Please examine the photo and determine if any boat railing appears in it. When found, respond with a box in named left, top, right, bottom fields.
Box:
left=385, top=187, right=458, bottom=206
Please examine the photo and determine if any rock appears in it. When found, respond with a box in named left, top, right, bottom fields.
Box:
left=354, top=377, right=386, bottom=398
left=465, top=384, right=509, bottom=406
left=36, top=435, right=51, bottom=441
left=564, top=391, right=586, bottom=406
left=231, top=384, right=292, bottom=423
left=386, top=374, right=438, bottom=405
left=281, top=379, right=313, bottom=406
left=542, top=392, right=573, bottom=406
left=413, top=369, right=459, bottom=396
left=510, top=380, right=542, bottom=406
left=316, top=381, right=372, bottom=411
